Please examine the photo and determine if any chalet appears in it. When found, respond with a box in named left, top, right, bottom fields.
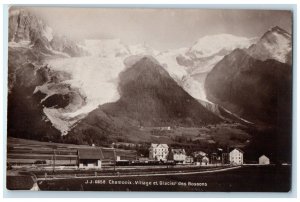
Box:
left=229, top=148, right=244, bottom=165
left=169, top=149, right=186, bottom=163
left=185, top=156, right=194, bottom=164
left=201, top=156, right=209, bottom=165
left=192, top=151, right=207, bottom=158
left=259, top=155, right=270, bottom=165
left=192, top=150, right=213, bottom=165
left=78, top=148, right=104, bottom=169
left=149, top=143, right=169, bottom=161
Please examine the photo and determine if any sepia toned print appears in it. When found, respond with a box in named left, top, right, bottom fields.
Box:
left=6, top=6, right=292, bottom=192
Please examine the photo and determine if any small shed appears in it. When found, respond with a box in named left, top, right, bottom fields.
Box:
left=259, top=155, right=270, bottom=165
left=78, top=148, right=104, bottom=169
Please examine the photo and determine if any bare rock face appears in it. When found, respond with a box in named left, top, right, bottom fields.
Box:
left=205, top=26, right=292, bottom=125
left=205, top=47, right=292, bottom=125
left=9, top=9, right=44, bottom=42
left=7, top=61, right=87, bottom=140
left=9, top=8, right=85, bottom=57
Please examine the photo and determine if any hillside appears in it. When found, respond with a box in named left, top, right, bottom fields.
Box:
left=67, top=56, right=222, bottom=145
left=205, top=48, right=291, bottom=125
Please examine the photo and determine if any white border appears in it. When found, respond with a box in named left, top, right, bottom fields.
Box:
left=1, top=0, right=299, bottom=200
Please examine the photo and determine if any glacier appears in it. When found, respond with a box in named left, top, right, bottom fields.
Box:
left=41, top=35, right=256, bottom=135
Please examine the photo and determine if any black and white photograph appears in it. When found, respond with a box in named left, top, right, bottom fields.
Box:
left=6, top=6, right=293, bottom=192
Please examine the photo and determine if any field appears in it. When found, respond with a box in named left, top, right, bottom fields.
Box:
left=7, top=137, right=137, bottom=167
left=134, top=123, right=250, bottom=148
left=37, top=165, right=291, bottom=192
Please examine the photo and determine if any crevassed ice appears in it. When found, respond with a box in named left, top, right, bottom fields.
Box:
left=46, top=56, right=125, bottom=116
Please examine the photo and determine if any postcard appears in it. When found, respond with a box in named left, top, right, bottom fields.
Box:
left=6, top=6, right=293, bottom=192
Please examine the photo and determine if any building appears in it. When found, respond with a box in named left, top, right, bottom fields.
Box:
left=185, top=156, right=194, bottom=164
left=149, top=144, right=169, bottom=161
left=201, top=156, right=209, bottom=165
left=169, top=149, right=186, bottom=163
left=229, top=148, right=244, bottom=165
left=78, top=148, right=104, bottom=169
left=192, top=151, right=207, bottom=158
left=210, top=152, right=219, bottom=165
left=222, top=153, right=229, bottom=164
left=192, top=151, right=210, bottom=165
left=259, top=155, right=270, bottom=165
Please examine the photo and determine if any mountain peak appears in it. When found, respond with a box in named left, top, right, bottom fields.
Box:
left=260, top=26, right=291, bottom=41
left=270, top=26, right=291, bottom=37
left=126, top=55, right=170, bottom=79
left=247, top=26, right=292, bottom=64
left=137, top=55, right=160, bottom=65
left=100, top=53, right=222, bottom=127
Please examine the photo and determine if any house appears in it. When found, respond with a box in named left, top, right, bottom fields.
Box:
left=192, top=151, right=207, bottom=158
left=259, top=155, right=270, bottom=165
left=192, top=151, right=211, bottom=165
left=201, top=156, right=209, bottom=165
left=169, top=149, right=186, bottom=163
left=222, top=153, right=230, bottom=164
left=78, top=148, right=104, bottom=169
left=185, top=156, right=194, bottom=164
left=210, top=152, right=219, bottom=165
left=149, top=143, right=169, bottom=161
left=229, top=148, right=244, bottom=165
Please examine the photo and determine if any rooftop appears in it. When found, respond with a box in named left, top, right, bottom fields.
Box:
left=230, top=148, right=244, bottom=154
left=171, top=148, right=186, bottom=155
left=78, top=148, right=104, bottom=160
left=150, top=143, right=169, bottom=148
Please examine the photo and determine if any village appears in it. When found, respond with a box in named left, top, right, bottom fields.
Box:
left=6, top=138, right=278, bottom=190
left=77, top=143, right=271, bottom=170
left=7, top=137, right=271, bottom=172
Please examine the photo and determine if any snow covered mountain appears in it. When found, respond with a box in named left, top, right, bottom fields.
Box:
left=8, top=8, right=292, bottom=138
left=154, top=34, right=255, bottom=101
left=205, top=26, right=292, bottom=125
left=188, top=34, right=254, bottom=58
left=9, top=9, right=53, bottom=43
left=9, top=9, right=85, bottom=57
left=39, top=34, right=257, bottom=134
left=247, top=26, right=292, bottom=64
left=128, top=43, right=159, bottom=56
left=79, top=39, right=130, bottom=57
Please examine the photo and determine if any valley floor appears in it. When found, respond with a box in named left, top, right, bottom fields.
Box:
left=6, top=165, right=290, bottom=192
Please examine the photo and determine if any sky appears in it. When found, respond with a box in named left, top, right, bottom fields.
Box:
left=19, top=7, right=292, bottom=51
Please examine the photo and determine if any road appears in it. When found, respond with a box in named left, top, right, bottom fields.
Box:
left=37, top=166, right=241, bottom=180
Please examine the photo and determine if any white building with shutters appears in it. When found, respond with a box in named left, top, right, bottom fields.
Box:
left=149, top=143, right=169, bottom=161
left=229, top=148, right=244, bottom=165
